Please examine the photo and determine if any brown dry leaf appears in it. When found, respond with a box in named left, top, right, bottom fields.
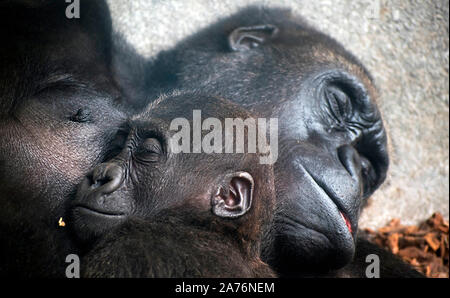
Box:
left=428, top=213, right=444, bottom=228
left=400, top=235, right=425, bottom=247
left=387, top=233, right=400, bottom=254
left=364, top=212, right=449, bottom=278
left=410, top=258, right=420, bottom=267
left=438, top=225, right=449, bottom=234
left=398, top=246, right=428, bottom=261
left=440, top=237, right=445, bottom=258
left=424, top=233, right=441, bottom=251
left=404, top=225, right=419, bottom=234
left=426, top=266, right=431, bottom=276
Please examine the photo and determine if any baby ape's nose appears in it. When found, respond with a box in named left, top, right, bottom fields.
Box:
left=88, top=163, right=124, bottom=195
left=71, top=162, right=129, bottom=244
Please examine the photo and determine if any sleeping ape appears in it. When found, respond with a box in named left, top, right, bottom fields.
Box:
left=0, top=0, right=127, bottom=276
left=69, top=94, right=276, bottom=277
left=130, top=7, right=421, bottom=276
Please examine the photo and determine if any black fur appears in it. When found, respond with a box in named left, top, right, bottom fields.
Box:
left=0, top=0, right=127, bottom=276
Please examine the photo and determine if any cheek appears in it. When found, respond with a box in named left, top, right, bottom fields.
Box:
left=0, top=123, right=99, bottom=200
left=35, top=137, right=93, bottom=184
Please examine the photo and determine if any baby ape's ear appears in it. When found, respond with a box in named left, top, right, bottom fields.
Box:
left=212, top=172, right=254, bottom=218
left=228, top=25, right=279, bottom=51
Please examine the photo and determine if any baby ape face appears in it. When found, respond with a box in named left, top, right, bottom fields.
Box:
left=70, top=94, right=275, bottom=245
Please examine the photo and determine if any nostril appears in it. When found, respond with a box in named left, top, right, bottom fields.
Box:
left=337, top=145, right=362, bottom=180
left=92, top=177, right=111, bottom=188
left=88, top=163, right=124, bottom=194
left=360, top=155, right=379, bottom=197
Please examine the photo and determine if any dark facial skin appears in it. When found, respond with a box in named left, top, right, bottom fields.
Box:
left=69, top=94, right=276, bottom=277
left=136, top=7, right=390, bottom=273
left=0, top=0, right=126, bottom=276
left=314, top=237, right=424, bottom=278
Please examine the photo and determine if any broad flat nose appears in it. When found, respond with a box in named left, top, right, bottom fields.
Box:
left=88, top=163, right=124, bottom=195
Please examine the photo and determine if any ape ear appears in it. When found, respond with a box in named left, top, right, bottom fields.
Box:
left=228, top=25, right=279, bottom=52
left=212, top=172, right=254, bottom=218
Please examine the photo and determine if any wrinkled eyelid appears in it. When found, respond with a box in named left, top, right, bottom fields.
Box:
left=142, top=138, right=163, bottom=153
left=325, top=88, right=349, bottom=122
left=134, top=124, right=171, bottom=157
left=138, top=134, right=166, bottom=157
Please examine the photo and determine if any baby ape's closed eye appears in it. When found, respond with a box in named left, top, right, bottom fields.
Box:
left=135, top=137, right=163, bottom=160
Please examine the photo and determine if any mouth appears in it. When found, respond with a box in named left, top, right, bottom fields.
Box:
left=71, top=204, right=127, bottom=228
left=326, top=194, right=355, bottom=239
left=69, top=205, right=127, bottom=244
left=73, top=205, right=126, bottom=218
left=340, top=211, right=353, bottom=234
left=301, top=166, right=356, bottom=238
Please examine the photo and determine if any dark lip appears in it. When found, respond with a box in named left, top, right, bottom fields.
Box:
left=69, top=205, right=127, bottom=244
left=302, top=166, right=356, bottom=238
left=317, top=182, right=355, bottom=237
left=72, top=204, right=126, bottom=217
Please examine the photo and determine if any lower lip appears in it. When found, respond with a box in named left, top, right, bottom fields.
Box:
left=74, top=206, right=125, bottom=218
left=340, top=212, right=353, bottom=234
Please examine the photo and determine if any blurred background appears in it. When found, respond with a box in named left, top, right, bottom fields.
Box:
left=106, top=0, right=449, bottom=229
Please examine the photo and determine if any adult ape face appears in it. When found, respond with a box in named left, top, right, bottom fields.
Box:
left=145, top=7, right=389, bottom=272
left=0, top=0, right=126, bottom=276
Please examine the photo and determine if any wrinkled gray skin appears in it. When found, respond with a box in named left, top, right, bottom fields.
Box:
left=0, top=0, right=127, bottom=277
left=124, top=7, right=390, bottom=274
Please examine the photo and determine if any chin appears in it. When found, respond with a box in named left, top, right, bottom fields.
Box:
left=267, top=223, right=356, bottom=274
left=68, top=206, right=127, bottom=245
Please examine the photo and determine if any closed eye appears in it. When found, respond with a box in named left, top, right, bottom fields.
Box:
left=141, top=138, right=163, bottom=154
left=324, top=86, right=353, bottom=125
left=69, top=108, right=92, bottom=123
left=135, top=137, right=164, bottom=163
